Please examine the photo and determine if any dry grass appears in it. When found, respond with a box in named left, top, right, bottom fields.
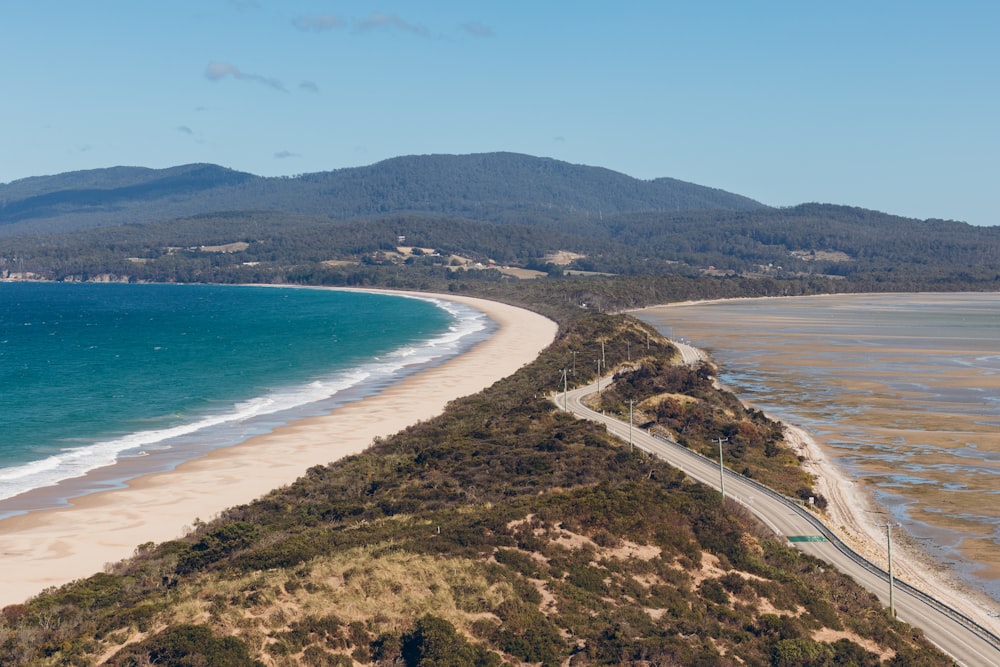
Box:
left=196, top=547, right=509, bottom=639
left=790, top=249, right=853, bottom=262
left=198, top=242, right=250, bottom=253
left=814, top=628, right=895, bottom=661
left=497, top=267, right=547, bottom=279
left=544, top=250, right=586, bottom=266
left=82, top=547, right=515, bottom=665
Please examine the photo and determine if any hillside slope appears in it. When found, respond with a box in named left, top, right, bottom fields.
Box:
left=0, top=153, right=764, bottom=235
left=3, top=153, right=997, bottom=289
left=0, top=315, right=951, bottom=666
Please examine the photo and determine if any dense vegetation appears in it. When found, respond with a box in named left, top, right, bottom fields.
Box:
left=1, top=153, right=998, bottom=292
left=0, top=153, right=761, bottom=235
left=0, top=152, right=987, bottom=664
left=0, top=315, right=950, bottom=665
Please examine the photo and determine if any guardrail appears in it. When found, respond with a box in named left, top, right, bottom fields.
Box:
left=572, top=399, right=1000, bottom=651
left=644, top=431, right=1000, bottom=651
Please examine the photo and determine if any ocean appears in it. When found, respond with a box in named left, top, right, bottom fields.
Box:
left=636, top=293, right=1000, bottom=603
left=0, top=283, right=490, bottom=517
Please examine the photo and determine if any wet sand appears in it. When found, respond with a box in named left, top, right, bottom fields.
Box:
left=0, top=291, right=557, bottom=607
left=635, top=292, right=1000, bottom=633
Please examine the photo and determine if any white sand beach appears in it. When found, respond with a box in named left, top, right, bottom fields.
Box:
left=0, top=291, right=557, bottom=607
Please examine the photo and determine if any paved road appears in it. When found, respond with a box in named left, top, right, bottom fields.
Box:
left=556, top=379, right=1000, bottom=667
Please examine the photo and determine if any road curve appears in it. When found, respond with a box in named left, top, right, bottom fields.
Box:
left=555, top=379, right=1000, bottom=667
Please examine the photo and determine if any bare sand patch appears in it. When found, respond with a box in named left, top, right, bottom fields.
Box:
left=497, top=267, right=547, bottom=279
left=813, top=628, right=893, bottom=661
left=544, top=251, right=585, bottom=266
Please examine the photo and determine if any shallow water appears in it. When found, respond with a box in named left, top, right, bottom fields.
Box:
left=636, top=293, right=1000, bottom=602
left=0, top=283, right=489, bottom=517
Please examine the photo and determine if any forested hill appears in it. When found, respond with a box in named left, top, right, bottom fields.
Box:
left=0, top=164, right=255, bottom=233
left=4, top=152, right=998, bottom=289
left=0, top=153, right=764, bottom=235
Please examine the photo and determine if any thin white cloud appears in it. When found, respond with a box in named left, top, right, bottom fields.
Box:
left=299, top=80, right=319, bottom=93
left=293, top=14, right=345, bottom=32
left=355, top=12, right=428, bottom=36
left=177, top=125, right=204, bottom=144
left=205, top=61, right=286, bottom=92
left=461, top=21, right=494, bottom=38
left=274, top=150, right=299, bottom=160
left=293, top=11, right=439, bottom=38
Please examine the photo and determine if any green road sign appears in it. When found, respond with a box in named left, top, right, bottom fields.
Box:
left=787, top=535, right=828, bottom=543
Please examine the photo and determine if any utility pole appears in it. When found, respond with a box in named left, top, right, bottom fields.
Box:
left=885, top=522, right=896, bottom=619
left=713, top=437, right=729, bottom=499
left=596, top=359, right=602, bottom=393
left=601, top=340, right=606, bottom=370
left=561, top=368, right=568, bottom=411
left=627, top=341, right=631, bottom=362
left=866, top=511, right=897, bottom=619
left=571, top=350, right=577, bottom=375
left=627, top=400, right=635, bottom=451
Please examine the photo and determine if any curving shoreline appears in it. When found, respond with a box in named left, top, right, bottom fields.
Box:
left=3, top=286, right=995, bottom=640
left=0, top=290, right=558, bottom=607
left=782, top=419, right=1000, bottom=634
left=635, top=296, right=1000, bottom=637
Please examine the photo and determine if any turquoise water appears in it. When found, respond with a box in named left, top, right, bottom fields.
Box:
left=0, top=283, right=488, bottom=511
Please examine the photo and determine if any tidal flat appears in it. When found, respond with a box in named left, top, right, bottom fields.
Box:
left=636, top=292, right=1000, bottom=602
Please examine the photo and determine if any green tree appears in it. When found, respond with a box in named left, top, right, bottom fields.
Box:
left=400, top=615, right=499, bottom=667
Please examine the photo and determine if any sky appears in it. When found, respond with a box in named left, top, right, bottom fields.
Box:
left=1, top=1, right=997, bottom=226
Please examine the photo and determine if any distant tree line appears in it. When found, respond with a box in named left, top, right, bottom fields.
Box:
left=2, top=203, right=999, bottom=301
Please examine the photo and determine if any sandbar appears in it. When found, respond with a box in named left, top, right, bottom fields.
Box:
left=0, top=290, right=557, bottom=607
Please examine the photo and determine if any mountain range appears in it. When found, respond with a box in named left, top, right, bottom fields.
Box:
left=0, top=153, right=762, bottom=236
left=0, top=154, right=986, bottom=665
left=2, top=153, right=998, bottom=289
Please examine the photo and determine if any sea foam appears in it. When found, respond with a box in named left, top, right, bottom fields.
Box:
left=0, top=295, right=488, bottom=504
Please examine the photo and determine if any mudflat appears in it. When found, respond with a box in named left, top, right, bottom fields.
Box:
left=636, top=292, right=1000, bottom=633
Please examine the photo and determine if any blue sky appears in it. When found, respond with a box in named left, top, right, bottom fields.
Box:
left=2, top=1, right=997, bottom=226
